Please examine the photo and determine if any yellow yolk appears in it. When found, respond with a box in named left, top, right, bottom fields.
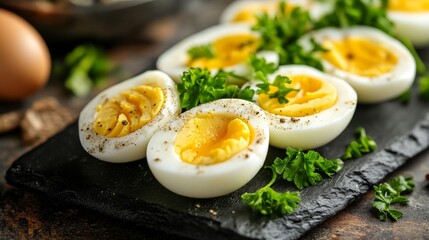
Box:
left=232, top=3, right=295, bottom=24
left=389, top=0, right=429, bottom=12
left=93, top=85, right=164, bottom=138
left=322, top=37, right=398, bottom=77
left=186, top=34, right=260, bottom=69
left=174, top=113, right=254, bottom=165
left=258, top=75, right=337, bottom=117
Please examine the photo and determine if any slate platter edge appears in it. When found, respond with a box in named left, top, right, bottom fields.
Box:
left=4, top=112, right=429, bottom=240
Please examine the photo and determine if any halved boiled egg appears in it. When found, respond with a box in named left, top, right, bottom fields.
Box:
left=156, top=24, right=278, bottom=84
left=299, top=26, right=416, bottom=103
left=146, top=99, right=269, bottom=198
left=246, top=65, right=357, bottom=150
left=79, top=70, right=180, bottom=163
left=388, top=0, right=429, bottom=47
left=219, top=0, right=330, bottom=25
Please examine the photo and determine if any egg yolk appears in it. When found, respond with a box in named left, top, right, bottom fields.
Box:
left=321, top=37, right=398, bottom=77
left=174, top=113, right=254, bottom=165
left=186, top=34, right=260, bottom=69
left=93, top=85, right=164, bottom=138
left=389, top=0, right=429, bottom=12
left=258, top=75, right=337, bottom=117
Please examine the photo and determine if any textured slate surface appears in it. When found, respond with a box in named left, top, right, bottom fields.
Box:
left=5, top=49, right=429, bottom=240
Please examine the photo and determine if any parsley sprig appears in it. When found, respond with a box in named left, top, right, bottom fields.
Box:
left=248, top=55, right=299, bottom=104
left=372, top=176, right=415, bottom=221
left=187, top=43, right=215, bottom=59
left=242, top=167, right=301, bottom=216
left=272, top=147, right=344, bottom=189
left=315, top=0, right=393, bottom=34
left=343, top=127, right=377, bottom=160
left=177, top=68, right=253, bottom=110
left=252, top=2, right=325, bottom=70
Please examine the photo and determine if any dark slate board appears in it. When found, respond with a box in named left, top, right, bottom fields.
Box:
left=6, top=48, right=429, bottom=240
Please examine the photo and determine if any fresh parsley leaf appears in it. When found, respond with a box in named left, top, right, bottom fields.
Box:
left=241, top=167, right=301, bottom=216
left=247, top=55, right=299, bottom=103
left=177, top=68, right=252, bottom=110
left=315, top=0, right=393, bottom=34
left=372, top=176, right=414, bottom=221
left=187, top=44, right=215, bottom=59
left=257, top=75, right=299, bottom=104
left=272, top=147, right=343, bottom=189
left=247, top=54, right=278, bottom=76
left=61, top=44, right=111, bottom=96
left=343, top=127, right=377, bottom=160
left=252, top=3, right=325, bottom=70
left=419, top=74, right=429, bottom=100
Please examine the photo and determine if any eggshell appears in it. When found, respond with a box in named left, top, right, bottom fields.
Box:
left=0, top=9, right=51, bottom=101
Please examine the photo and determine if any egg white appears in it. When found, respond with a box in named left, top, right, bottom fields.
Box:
left=219, top=0, right=330, bottom=24
left=246, top=65, right=357, bottom=150
left=146, top=99, right=269, bottom=198
left=156, top=23, right=278, bottom=84
left=78, top=70, right=180, bottom=163
left=388, top=10, right=429, bottom=47
left=299, top=26, right=416, bottom=104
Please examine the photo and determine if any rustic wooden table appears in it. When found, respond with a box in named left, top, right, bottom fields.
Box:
left=1, top=1, right=428, bottom=239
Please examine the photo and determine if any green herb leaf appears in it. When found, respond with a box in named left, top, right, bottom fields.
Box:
left=241, top=167, right=301, bottom=215
left=272, top=147, right=343, bottom=189
left=252, top=3, right=324, bottom=69
left=247, top=54, right=278, bottom=76
left=315, top=0, right=393, bottom=34
left=187, top=44, right=215, bottom=59
left=177, top=68, right=253, bottom=110
left=343, top=127, right=377, bottom=160
left=419, top=74, right=429, bottom=100
left=60, top=44, right=111, bottom=96
left=372, top=176, right=414, bottom=221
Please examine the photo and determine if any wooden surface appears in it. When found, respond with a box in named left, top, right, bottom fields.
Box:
left=1, top=0, right=429, bottom=239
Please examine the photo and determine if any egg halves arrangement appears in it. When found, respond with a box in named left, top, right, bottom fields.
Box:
left=78, top=0, right=421, bottom=199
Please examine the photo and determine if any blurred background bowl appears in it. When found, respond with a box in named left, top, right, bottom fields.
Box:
left=0, top=0, right=180, bottom=41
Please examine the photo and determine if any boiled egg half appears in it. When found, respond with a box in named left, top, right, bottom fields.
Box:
left=79, top=70, right=180, bottom=163
left=156, top=24, right=278, bottom=84
left=146, top=99, right=269, bottom=198
left=220, top=0, right=330, bottom=25
left=246, top=65, right=357, bottom=150
left=299, top=26, right=416, bottom=103
left=388, top=0, right=429, bottom=47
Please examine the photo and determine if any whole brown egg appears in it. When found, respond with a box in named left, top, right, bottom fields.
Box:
left=0, top=9, right=51, bottom=101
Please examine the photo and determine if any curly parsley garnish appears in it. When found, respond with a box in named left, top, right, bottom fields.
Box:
left=343, top=127, right=377, bottom=160
left=272, top=147, right=344, bottom=189
left=242, top=167, right=301, bottom=216
left=177, top=68, right=253, bottom=110
left=252, top=2, right=325, bottom=70
left=187, top=44, right=215, bottom=59
left=248, top=55, right=299, bottom=103
left=372, top=176, right=414, bottom=221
